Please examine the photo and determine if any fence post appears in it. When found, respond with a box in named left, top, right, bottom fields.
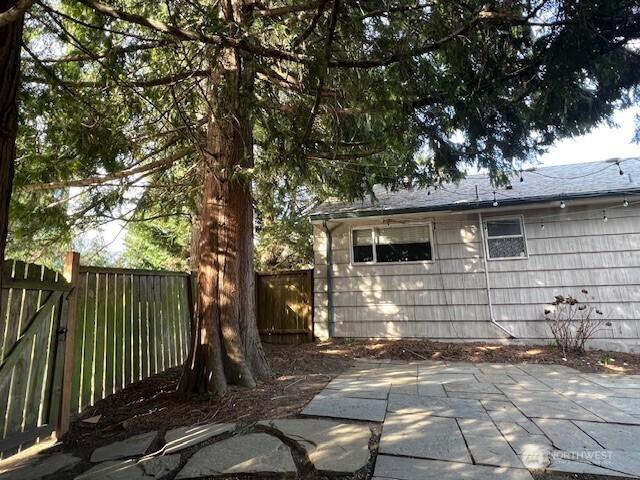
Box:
left=57, top=251, right=81, bottom=438
left=307, top=270, right=314, bottom=341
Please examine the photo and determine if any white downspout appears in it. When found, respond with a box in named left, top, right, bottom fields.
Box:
left=478, top=212, right=516, bottom=339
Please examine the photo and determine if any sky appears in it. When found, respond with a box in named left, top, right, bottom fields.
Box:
left=97, top=106, right=640, bottom=255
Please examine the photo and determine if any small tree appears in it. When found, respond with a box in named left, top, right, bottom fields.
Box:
left=544, top=290, right=605, bottom=356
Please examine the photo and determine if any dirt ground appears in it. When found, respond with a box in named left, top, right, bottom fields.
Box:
left=56, top=339, right=639, bottom=479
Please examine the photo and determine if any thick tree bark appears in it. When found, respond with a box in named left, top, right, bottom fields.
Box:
left=0, top=0, right=23, bottom=289
left=178, top=0, right=271, bottom=394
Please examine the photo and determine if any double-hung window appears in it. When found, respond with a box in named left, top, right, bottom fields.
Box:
left=352, top=224, right=433, bottom=263
left=484, top=217, right=527, bottom=259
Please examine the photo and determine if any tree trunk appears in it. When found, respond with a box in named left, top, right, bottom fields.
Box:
left=0, top=0, right=23, bottom=290
left=178, top=0, right=271, bottom=394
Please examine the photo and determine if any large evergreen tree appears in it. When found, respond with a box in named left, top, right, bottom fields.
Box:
left=4, top=0, right=640, bottom=393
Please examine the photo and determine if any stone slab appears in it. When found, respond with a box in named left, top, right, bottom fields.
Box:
left=76, top=460, right=145, bottom=480
left=0, top=453, right=81, bottom=480
left=547, top=456, right=632, bottom=477
left=302, top=393, right=387, bottom=422
left=175, top=433, right=296, bottom=478
left=260, top=418, right=371, bottom=473
left=140, top=455, right=181, bottom=478
left=590, top=450, right=640, bottom=477
left=416, top=384, right=447, bottom=397
left=474, top=374, right=516, bottom=384
left=507, top=392, right=602, bottom=421
left=323, top=386, right=389, bottom=400
left=373, top=454, right=534, bottom=480
left=164, top=423, right=234, bottom=454
left=574, top=421, right=640, bottom=451
left=534, top=419, right=602, bottom=451
left=379, top=413, right=471, bottom=463
left=458, top=419, right=523, bottom=468
left=91, top=431, right=158, bottom=463
left=417, top=374, right=477, bottom=385
left=444, top=382, right=501, bottom=394
left=495, top=422, right=553, bottom=468
left=387, top=393, right=489, bottom=420
left=603, top=396, right=640, bottom=415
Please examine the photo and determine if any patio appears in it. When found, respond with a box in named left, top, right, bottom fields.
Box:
left=303, top=359, right=640, bottom=479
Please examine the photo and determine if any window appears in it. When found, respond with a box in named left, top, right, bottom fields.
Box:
left=485, top=217, right=527, bottom=259
left=352, top=224, right=433, bottom=263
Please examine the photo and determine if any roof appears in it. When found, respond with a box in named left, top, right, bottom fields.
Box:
left=310, top=157, right=640, bottom=220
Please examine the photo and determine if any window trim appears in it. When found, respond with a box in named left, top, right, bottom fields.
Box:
left=483, top=215, right=529, bottom=261
left=349, top=222, right=435, bottom=265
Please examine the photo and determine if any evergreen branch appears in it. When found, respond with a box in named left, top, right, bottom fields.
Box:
left=74, top=0, right=310, bottom=63
left=24, top=69, right=210, bottom=88
left=20, top=147, right=194, bottom=191
left=255, top=2, right=325, bottom=18
left=300, top=0, right=339, bottom=145
left=20, top=40, right=167, bottom=63
left=0, top=0, right=36, bottom=27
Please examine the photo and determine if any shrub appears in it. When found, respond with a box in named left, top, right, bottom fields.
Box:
left=544, top=289, right=605, bottom=356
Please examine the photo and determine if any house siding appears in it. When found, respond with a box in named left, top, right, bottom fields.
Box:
left=313, top=202, right=640, bottom=352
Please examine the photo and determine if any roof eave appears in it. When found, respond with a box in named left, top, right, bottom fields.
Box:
left=309, top=190, right=639, bottom=221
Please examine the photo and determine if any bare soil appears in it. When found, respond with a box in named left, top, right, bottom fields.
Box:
left=57, top=339, right=639, bottom=479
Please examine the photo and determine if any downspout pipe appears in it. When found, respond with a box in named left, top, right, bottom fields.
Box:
left=478, top=212, right=517, bottom=339
left=321, top=221, right=340, bottom=338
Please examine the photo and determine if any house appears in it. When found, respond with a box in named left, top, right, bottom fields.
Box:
left=309, top=158, right=640, bottom=352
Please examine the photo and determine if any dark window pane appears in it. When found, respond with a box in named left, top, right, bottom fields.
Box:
left=488, top=237, right=526, bottom=258
left=487, top=219, right=522, bottom=237
left=376, top=242, right=432, bottom=262
left=353, top=245, right=374, bottom=262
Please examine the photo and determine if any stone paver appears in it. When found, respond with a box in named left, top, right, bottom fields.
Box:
left=261, top=418, right=371, bottom=473
left=457, top=419, right=523, bottom=468
left=302, top=392, right=387, bottom=421
left=533, top=419, right=602, bottom=451
left=373, top=454, right=534, bottom=480
left=90, top=431, right=158, bottom=463
left=163, top=423, right=234, bottom=453
left=76, top=460, right=144, bottom=480
left=0, top=453, right=81, bottom=480
left=573, top=420, right=640, bottom=451
left=506, top=391, right=602, bottom=421
left=495, top=422, right=553, bottom=468
left=175, top=433, right=296, bottom=478
left=387, top=393, right=490, bottom=419
left=379, top=413, right=471, bottom=463
left=139, top=455, right=181, bottom=478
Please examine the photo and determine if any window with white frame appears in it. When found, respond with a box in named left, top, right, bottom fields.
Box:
left=484, top=217, right=527, bottom=259
left=352, top=224, right=433, bottom=263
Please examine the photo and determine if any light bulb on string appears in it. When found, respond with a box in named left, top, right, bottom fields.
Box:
left=560, top=200, right=566, bottom=209
left=603, top=210, right=608, bottom=223
left=540, top=221, right=545, bottom=230
left=618, top=162, right=624, bottom=176
left=624, top=198, right=629, bottom=207
left=519, top=170, right=524, bottom=183
left=492, top=191, right=498, bottom=207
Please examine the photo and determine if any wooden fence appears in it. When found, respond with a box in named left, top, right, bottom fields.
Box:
left=69, top=266, right=192, bottom=414
left=256, top=269, right=313, bottom=344
left=0, top=259, right=71, bottom=456
left=0, top=256, right=312, bottom=457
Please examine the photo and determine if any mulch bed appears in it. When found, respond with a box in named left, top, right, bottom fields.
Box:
left=61, top=338, right=640, bottom=457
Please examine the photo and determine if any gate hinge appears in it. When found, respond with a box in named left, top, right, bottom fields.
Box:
left=57, top=327, right=68, bottom=340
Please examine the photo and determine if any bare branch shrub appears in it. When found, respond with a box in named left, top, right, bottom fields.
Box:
left=544, top=289, right=606, bottom=356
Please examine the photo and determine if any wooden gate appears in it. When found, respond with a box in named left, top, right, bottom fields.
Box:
left=256, top=269, right=313, bottom=344
left=0, top=260, right=70, bottom=456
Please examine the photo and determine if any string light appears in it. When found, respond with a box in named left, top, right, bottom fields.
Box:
left=492, top=191, right=498, bottom=207
left=603, top=210, right=608, bottom=222
left=540, top=220, right=545, bottom=230
left=519, top=170, right=524, bottom=182
left=624, top=198, right=629, bottom=207
left=560, top=200, right=566, bottom=209
left=618, top=162, right=624, bottom=176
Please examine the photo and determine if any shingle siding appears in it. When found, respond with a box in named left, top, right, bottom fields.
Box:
left=313, top=202, right=640, bottom=352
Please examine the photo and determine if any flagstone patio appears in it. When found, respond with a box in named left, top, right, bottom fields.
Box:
left=3, top=360, right=640, bottom=479
left=304, top=359, right=640, bottom=479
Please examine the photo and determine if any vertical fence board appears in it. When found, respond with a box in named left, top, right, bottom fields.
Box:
left=123, top=274, right=132, bottom=386
left=256, top=270, right=314, bottom=345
